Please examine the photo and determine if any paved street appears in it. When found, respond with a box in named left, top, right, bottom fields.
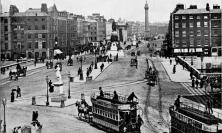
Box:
left=0, top=42, right=183, bottom=133
left=1, top=42, right=219, bottom=133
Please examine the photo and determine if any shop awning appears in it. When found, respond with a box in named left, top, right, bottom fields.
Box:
left=196, top=48, right=203, bottom=52
left=54, top=49, right=63, bottom=56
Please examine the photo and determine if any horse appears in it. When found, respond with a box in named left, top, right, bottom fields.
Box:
left=75, top=101, right=92, bottom=120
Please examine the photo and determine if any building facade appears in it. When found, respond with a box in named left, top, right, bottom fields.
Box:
left=169, top=4, right=222, bottom=56
left=0, top=4, right=77, bottom=59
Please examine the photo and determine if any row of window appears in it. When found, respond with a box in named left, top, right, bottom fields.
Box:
left=175, top=30, right=209, bottom=37
left=174, top=39, right=209, bottom=47
left=28, top=41, right=46, bottom=49
left=93, top=107, right=118, bottom=121
left=175, top=22, right=208, bottom=28
left=28, top=34, right=47, bottom=39
left=27, top=18, right=46, bottom=22
left=28, top=25, right=46, bottom=30
left=175, top=15, right=208, bottom=20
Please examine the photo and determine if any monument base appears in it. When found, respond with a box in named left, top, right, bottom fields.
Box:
left=51, top=94, right=67, bottom=102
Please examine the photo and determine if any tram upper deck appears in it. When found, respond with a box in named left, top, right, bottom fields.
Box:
left=91, top=91, right=138, bottom=109
left=170, top=103, right=222, bottom=125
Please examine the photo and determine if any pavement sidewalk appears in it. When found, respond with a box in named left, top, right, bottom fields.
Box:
left=74, top=62, right=112, bottom=83
left=160, top=57, right=191, bottom=83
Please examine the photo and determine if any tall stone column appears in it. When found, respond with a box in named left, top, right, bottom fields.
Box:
left=144, top=1, right=150, bottom=39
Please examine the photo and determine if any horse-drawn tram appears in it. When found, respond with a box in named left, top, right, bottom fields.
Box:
left=169, top=103, right=222, bottom=133
left=77, top=91, right=143, bottom=133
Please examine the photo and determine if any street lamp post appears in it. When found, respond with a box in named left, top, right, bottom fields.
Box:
left=46, top=76, right=49, bottom=106
left=68, top=72, right=71, bottom=99
left=2, top=98, right=6, bottom=133
left=94, top=51, right=97, bottom=69
left=79, top=56, right=83, bottom=80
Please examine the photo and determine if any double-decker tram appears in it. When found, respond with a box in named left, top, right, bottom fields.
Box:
left=90, top=91, right=142, bottom=133
left=169, top=102, right=222, bottom=133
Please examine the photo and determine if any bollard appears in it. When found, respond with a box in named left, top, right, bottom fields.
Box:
left=60, top=100, right=65, bottom=108
left=32, top=96, right=36, bottom=105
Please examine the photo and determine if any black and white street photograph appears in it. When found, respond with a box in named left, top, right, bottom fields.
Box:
left=0, top=0, right=222, bottom=132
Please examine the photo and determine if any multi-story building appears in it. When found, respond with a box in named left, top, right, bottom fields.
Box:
left=0, top=4, right=77, bottom=59
left=168, top=4, right=222, bottom=56
left=88, top=13, right=106, bottom=42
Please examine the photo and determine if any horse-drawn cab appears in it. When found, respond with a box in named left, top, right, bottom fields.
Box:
left=67, top=58, right=73, bottom=66
left=16, top=64, right=27, bottom=77
left=130, top=58, right=138, bottom=68
left=147, top=70, right=157, bottom=86
left=46, top=61, right=53, bottom=69
left=17, top=67, right=27, bottom=77
left=90, top=91, right=142, bottom=133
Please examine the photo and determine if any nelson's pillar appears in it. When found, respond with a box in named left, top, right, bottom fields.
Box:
left=144, top=1, right=150, bottom=40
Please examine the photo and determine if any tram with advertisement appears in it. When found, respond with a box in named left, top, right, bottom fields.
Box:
left=89, top=91, right=142, bottom=133
left=169, top=102, right=222, bottom=133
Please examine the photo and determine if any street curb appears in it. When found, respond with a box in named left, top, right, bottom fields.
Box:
left=94, top=62, right=113, bottom=80
left=159, top=61, right=173, bottom=82
left=33, top=103, right=75, bottom=108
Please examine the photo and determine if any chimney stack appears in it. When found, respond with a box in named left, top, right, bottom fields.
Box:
left=41, top=3, right=48, bottom=13
left=206, top=3, right=210, bottom=11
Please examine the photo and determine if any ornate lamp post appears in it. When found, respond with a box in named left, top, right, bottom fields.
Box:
left=46, top=76, right=49, bottom=106
left=2, top=98, right=6, bottom=133
left=68, top=72, right=71, bottom=99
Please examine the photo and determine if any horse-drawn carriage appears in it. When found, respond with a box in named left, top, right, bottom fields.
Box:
left=67, top=58, right=73, bottom=66
left=146, top=70, right=158, bottom=86
left=17, top=67, right=27, bottom=77
left=130, top=58, right=138, bottom=68
left=9, top=66, right=27, bottom=80
left=75, top=91, right=143, bottom=133
left=46, top=61, right=53, bottom=69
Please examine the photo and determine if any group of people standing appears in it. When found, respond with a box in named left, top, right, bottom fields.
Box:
left=11, top=86, right=21, bottom=102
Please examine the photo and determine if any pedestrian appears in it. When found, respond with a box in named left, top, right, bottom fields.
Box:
left=207, top=100, right=213, bottom=114
left=127, top=92, right=138, bottom=102
left=112, top=91, right=119, bottom=101
left=173, top=65, right=176, bottom=74
left=170, top=59, right=172, bottom=65
left=137, top=115, right=144, bottom=132
left=174, top=95, right=181, bottom=110
left=190, top=72, right=193, bottom=79
left=16, top=86, right=21, bottom=98
left=86, top=68, right=89, bottom=77
left=99, top=87, right=104, bottom=97
left=196, top=79, right=199, bottom=89
left=107, top=57, right=110, bottom=63
left=78, top=67, right=81, bottom=75
left=192, top=78, right=195, bottom=88
left=11, top=90, right=15, bottom=102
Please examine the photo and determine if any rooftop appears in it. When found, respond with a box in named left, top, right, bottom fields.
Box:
left=174, top=8, right=222, bottom=14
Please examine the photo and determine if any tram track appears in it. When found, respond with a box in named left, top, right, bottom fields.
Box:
left=146, top=57, right=171, bottom=131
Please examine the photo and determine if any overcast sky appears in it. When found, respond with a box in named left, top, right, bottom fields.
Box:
left=1, top=0, right=221, bottom=23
